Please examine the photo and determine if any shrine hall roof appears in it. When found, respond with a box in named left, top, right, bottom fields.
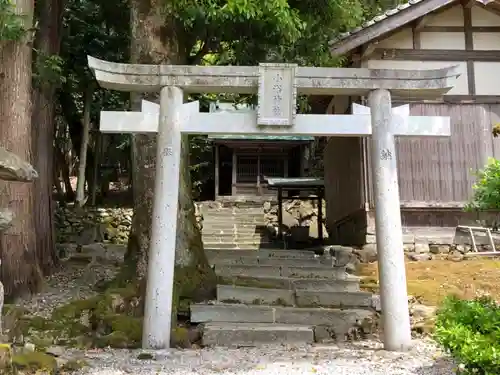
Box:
left=329, top=0, right=500, bottom=56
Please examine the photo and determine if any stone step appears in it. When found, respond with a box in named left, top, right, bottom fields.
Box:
left=202, top=231, right=266, bottom=237
left=216, top=285, right=373, bottom=308
left=202, top=235, right=270, bottom=243
left=218, top=275, right=361, bottom=292
left=202, top=323, right=314, bottom=347
left=209, top=255, right=331, bottom=267
left=206, top=248, right=322, bottom=260
left=204, top=242, right=273, bottom=249
left=203, top=213, right=264, bottom=219
left=214, top=264, right=346, bottom=279
left=191, top=303, right=375, bottom=341
left=203, top=217, right=265, bottom=225
left=203, top=223, right=267, bottom=230
left=217, top=284, right=295, bottom=305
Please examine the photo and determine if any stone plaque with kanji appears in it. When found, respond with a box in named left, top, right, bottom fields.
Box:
left=257, top=63, right=297, bottom=126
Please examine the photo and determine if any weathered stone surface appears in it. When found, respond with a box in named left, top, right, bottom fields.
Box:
left=274, top=306, right=375, bottom=340
left=414, top=242, right=430, bottom=254
left=219, top=275, right=294, bottom=290
left=295, top=290, right=373, bottom=308
left=355, top=245, right=378, bottom=263
left=407, top=253, right=432, bottom=261
left=217, top=285, right=294, bottom=306
left=0, top=147, right=38, bottom=182
left=202, top=323, right=314, bottom=347
left=55, top=205, right=203, bottom=245
left=328, top=246, right=355, bottom=267
left=191, top=303, right=375, bottom=336
left=410, top=304, right=436, bottom=320
left=190, top=304, right=274, bottom=323
left=263, top=198, right=329, bottom=242
left=215, top=264, right=281, bottom=278
left=291, top=278, right=360, bottom=293
left=0, top=210, right=13, bottom=231
left=282, top=265, right=341, bottom=279
left=215, top=264, right=349, bottom=279
left=429, top=244, right=449, bottom=254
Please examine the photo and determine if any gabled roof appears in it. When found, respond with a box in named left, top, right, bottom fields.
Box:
left=329, top=0, right=500, bottom=57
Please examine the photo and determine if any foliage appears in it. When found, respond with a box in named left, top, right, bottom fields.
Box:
left=434, top=295, right=500, bottom=375
left=51, top=0, right=400, bottom=197
left=465, top=158, right=500, bottom=211
left=33, top=52, right=66, bottom=88
left=0, top=0, right=26, bottom=43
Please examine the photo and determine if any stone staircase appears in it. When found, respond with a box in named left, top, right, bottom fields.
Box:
left=201, top=203, right=274, bottom=250
left=190, top=246, right=379, bottom=347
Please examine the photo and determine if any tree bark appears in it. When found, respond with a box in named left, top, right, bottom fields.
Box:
left=31, top=0, right=64, bottom=274
left=0, top=0, right=41, bottom=297
left=75, top=86, right=93, bottom=206
left=126, top=0, right=216, bottom=316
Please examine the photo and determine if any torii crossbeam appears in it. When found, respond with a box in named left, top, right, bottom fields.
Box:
left=89, top=56, right=460, bottom=352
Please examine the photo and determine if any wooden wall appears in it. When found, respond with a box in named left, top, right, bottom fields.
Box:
left=364, top=103, right=500, bottom=206
left=324, top=136, right=366, bottom=244
left=360, top=4, right=500, bottom=100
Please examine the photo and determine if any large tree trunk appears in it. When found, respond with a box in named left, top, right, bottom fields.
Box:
left=75, top=87, right=93, bottom=207
left=31, top=0, right=64, bottom=274
left=126, top=0, right=216, bottom=317
left=0, top=0, right=42, bottom=297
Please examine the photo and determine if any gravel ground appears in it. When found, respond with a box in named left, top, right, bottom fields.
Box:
left=71, top=340, right=456, bottom=375
left=16, top=245, right=121, bottom=317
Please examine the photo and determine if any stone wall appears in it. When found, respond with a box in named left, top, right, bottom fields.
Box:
left=55, top=203, right=204, bottom=245
left=263, top=198, right=328, bottom=243
left=360, top=230, right=500, bottom=263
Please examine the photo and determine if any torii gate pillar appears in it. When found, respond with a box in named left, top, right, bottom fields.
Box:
left=88, top=56, right=459, bottom=352
left=368, top=89, right=411, bottom=350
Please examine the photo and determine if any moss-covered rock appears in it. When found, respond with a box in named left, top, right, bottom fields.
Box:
left=12, top=351, right=57, bottom=373
left=0, top=344, right=13, bottom=372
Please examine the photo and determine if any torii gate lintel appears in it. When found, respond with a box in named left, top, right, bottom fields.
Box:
left=89, top=56, right=460, bottom=353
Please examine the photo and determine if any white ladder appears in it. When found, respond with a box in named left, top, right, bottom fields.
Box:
left=456, top=225, right=497, bottom=254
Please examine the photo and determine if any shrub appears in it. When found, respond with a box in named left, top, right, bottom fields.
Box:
left=466, top=158, right=500, bottom=211
left=434, top=295, right=500, bottom=375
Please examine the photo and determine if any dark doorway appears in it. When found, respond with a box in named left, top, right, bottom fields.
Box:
left=218, top=145, right=233, bottom=196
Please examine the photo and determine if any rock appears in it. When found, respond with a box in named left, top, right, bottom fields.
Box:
left=263, top=201, right=272, bottom=213
left=429, top=244, right=450, bottom=254
left=407, top=253, right=432, bottom=261
left=447, top=250, right=464, bottom=262
left=410, top=304, right=436, bottom=320
left=282, top=211, right=298, bottom=229
left=0, top=210, right=13, bottom=232
left=355, top=244, right=378, bottom=263
left=308, top=217, right=329, bottom=240
left=0, top=147, right=38, bottom=182
left=403, top=244, right=414, bottom=252
left=371, top=295, right=381, bottom=312
left=414, top=242, right=430, bottom=254
left=0, top=344, right=12, bottom=371
left=23, top=343, right=35, bottom=352
left=328, top=246, right=354, bottom=267
left=45, top=346, right=65, bottom=357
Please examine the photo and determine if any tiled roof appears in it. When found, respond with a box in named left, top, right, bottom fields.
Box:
left=328, top=0, right=425, bottom=46
left=328, top=0, right=496, bottom=48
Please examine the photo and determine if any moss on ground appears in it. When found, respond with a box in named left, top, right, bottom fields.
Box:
left=358, top=258, right=500, bottom=305
left=12, top=351, right=57, bottom=373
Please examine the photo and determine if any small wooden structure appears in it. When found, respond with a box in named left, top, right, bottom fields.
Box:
left=209, top=103, right=313, bottom=198
left=266, top=177, right=325, bottom=244
left=326, top=0, right=500, bottom=245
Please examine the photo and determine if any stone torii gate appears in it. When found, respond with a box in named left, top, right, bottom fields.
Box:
left=88, top=56, right=459, bottom=352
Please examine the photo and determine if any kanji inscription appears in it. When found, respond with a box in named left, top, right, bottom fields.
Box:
left=257, top=63, right=297, bottom=127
